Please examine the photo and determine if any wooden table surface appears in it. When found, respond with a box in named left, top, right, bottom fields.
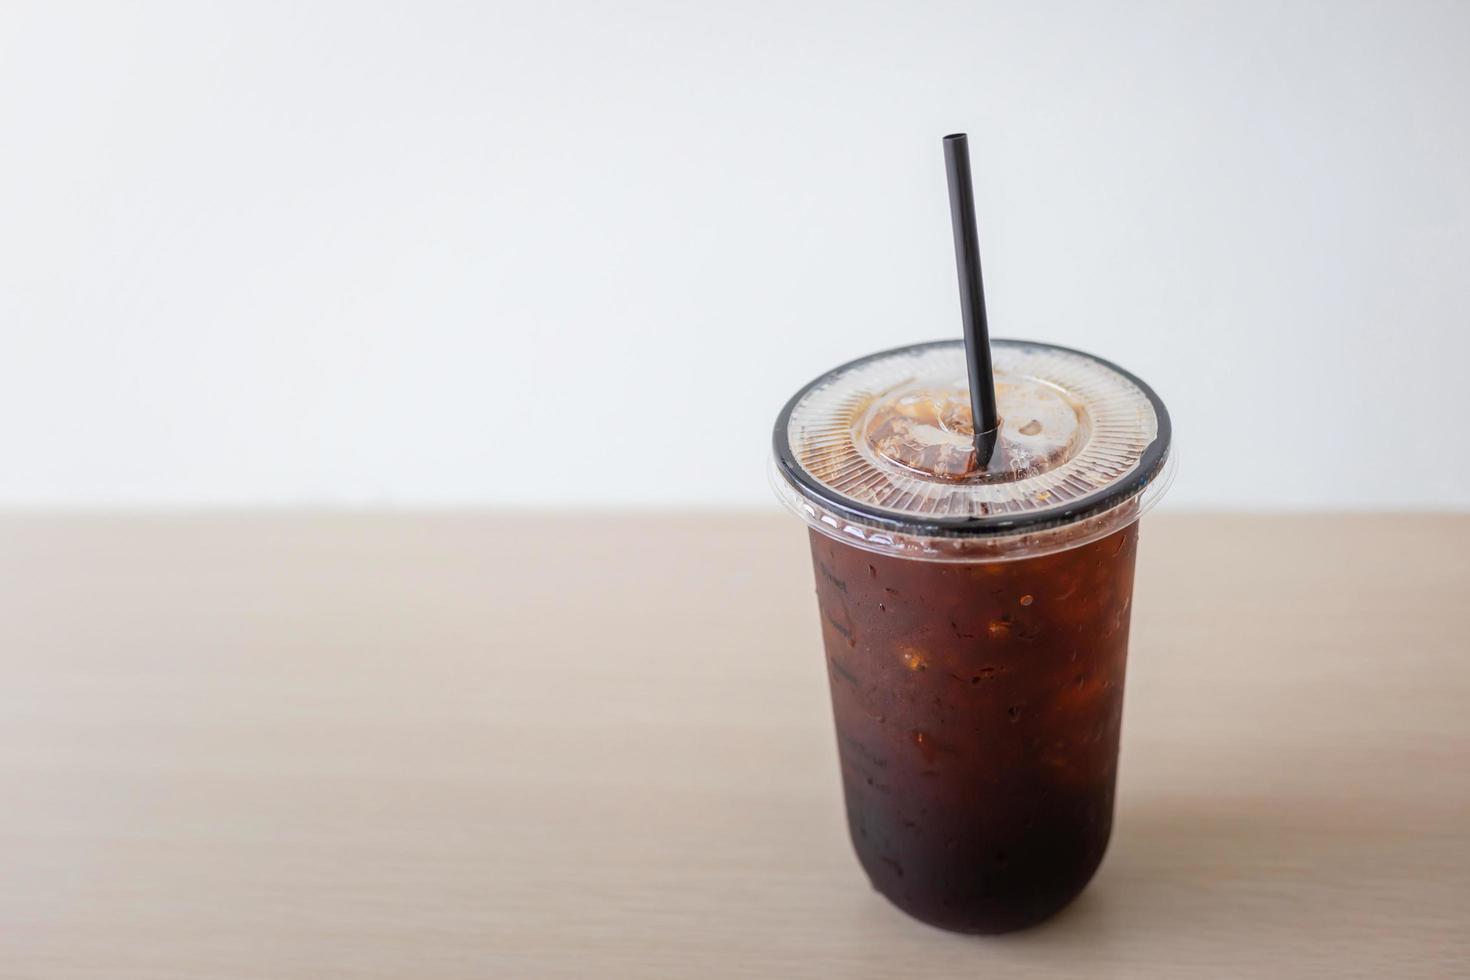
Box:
left=1, top=513, right=1467, bottom=978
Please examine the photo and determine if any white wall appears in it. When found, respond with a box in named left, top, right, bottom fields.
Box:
left=3, top=1, right=1467, bottom=510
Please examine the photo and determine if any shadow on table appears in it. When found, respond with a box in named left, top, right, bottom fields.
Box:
left=985, top=792, right=1397, bottom=947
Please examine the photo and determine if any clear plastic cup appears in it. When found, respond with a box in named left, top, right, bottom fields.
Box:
left=772, top=339, right=1174, bottom=933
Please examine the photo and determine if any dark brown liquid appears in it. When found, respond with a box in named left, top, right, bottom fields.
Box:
left=810, top=523, right=1139, bottom=933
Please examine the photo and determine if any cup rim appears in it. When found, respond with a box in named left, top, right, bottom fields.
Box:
left=771, top=338, right=1173, bottom=538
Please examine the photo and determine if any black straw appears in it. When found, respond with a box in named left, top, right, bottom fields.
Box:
left=942, top=133, right=1000, bottom=468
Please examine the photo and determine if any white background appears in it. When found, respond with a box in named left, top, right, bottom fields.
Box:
left=2, top=1, right=1466, bottom=510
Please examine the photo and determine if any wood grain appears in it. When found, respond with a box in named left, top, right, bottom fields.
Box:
left=0, top=514, right=1466, bottom=978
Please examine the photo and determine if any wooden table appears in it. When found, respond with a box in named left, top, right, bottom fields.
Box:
left=1, top=514, right=1466, bottom=978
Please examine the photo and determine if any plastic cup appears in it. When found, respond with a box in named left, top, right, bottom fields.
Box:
left=772, top=339, right=1173, bottom=933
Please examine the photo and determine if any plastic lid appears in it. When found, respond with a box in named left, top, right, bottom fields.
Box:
left=771, top=340, right=1173, bottom=560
